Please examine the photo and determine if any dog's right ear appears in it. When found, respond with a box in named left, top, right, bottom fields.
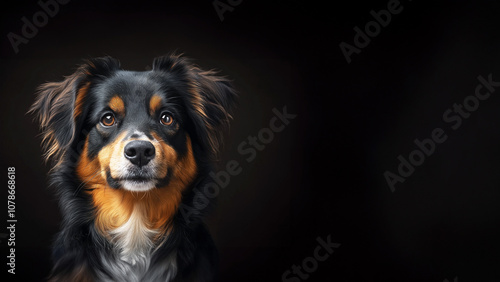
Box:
left=29, top=57, right=120, bottom=164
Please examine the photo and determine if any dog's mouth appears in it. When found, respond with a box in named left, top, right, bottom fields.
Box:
left=123, top=167, right=157, bottom=180
left=106, top=159, right=172, bottom=191
left=120, top=178, right=157, bottom=192
left=106, top=168, right=165, bottom=192
left=122, top=176, right=152, bottom=182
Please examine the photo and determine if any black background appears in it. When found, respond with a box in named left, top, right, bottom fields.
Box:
left=1, top=0, right=500, bottom=281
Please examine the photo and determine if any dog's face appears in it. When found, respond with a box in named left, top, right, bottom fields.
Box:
left=30, top=55, right=235, bottom=230
left=79, top=72, right=196, bottom=192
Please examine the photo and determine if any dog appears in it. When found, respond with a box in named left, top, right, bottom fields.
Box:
left=30, top=54, right=236, bottom=281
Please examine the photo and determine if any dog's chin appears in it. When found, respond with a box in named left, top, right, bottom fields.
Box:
left=120, top=179, right=157, bottom=192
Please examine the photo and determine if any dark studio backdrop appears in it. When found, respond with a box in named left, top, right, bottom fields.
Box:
left=1, top=0, right=500, bottom=281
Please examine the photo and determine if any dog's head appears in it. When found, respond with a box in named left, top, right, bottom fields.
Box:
left=31, top=54, right=236, bottom=195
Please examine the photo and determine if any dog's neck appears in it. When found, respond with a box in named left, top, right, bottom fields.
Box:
left=88, top=187, right=181, bottom=238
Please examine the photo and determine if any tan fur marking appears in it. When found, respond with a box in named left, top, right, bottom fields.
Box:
left=109, top=96, right=125, bottom=115
left=149, top=95, right=163, bottom=116
left=148, top=134, right=197, bottom=231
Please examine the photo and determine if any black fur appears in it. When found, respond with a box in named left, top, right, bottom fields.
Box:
left=30, top=54, right=236, bottom=281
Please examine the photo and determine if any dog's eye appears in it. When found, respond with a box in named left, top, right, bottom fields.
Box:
left=101, top=113, right=116, bottom=127
left=160, top=112, right=174, bottom=126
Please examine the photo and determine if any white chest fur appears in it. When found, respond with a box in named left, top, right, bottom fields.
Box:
left=97, top=204, right=176, bottom=282
left=110, top=204, right=157, bottom=266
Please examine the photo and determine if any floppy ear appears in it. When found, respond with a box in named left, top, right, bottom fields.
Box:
left=152, top=54, right=237, bottom=159
left=29, top=57, right=120, bottom=164
left=189, top=67, right=237, bottom=158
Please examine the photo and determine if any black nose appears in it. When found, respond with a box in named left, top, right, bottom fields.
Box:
left=124, top=141, right=155, bottom=167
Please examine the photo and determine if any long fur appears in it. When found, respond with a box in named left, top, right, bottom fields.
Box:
left=30, top=54, right=236, bottom=281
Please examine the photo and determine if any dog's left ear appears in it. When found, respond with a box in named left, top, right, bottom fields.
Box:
left=189, top=66, right=237, bottom=158
left=29, top=57, right=120, bottom=164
